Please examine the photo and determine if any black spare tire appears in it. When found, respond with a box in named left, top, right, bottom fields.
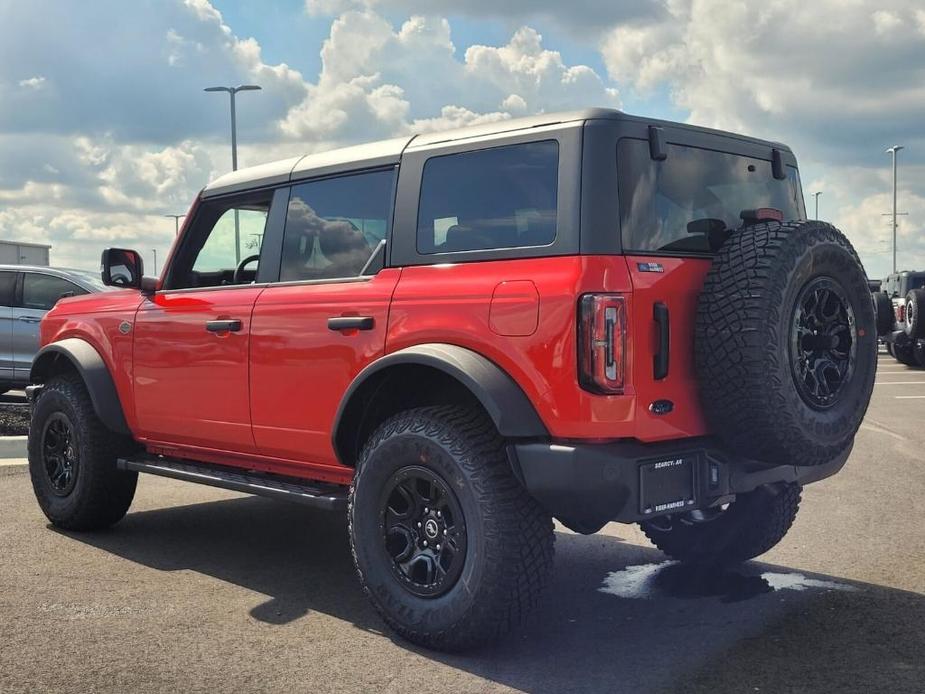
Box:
left=696, top=220, right=876, bottom=467
left=873, top=291, right=894, bottom=336
left=904, top=289, right=925, bottom=339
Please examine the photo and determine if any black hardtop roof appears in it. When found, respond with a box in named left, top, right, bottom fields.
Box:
left=411, top=107, right=792, bottom=151
left=203, top=107, right=793, bottom=197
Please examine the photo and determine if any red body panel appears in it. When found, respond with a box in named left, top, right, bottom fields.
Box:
left=388, top=255, right=708, bottom=442
left=39, top=290, right=145, bottom=432
left=133, top=286, right=265, bottom=451
left=249, top=270, right=400, bottom=471
left=388, top=256, right=637, bottom=439
left=625, top=256, right=710, bottom=441
left=40, top=251, right=711, bottom=482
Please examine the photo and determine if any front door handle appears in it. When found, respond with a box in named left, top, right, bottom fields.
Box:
left=206, top=319, right=242, bottom=333
left=327, top=316, right=374, bottom=331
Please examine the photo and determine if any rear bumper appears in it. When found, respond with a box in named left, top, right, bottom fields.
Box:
left=510, top=436, right=850, bottom=534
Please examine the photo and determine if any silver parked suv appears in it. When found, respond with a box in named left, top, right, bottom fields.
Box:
left=0, top=265, right=109, bottom=394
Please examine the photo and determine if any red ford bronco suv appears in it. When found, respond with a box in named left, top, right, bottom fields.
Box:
left=28, top=109, right=876, bottom=651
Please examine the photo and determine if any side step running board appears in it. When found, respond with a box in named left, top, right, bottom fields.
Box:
left=117, top=455, right=347, bottom=511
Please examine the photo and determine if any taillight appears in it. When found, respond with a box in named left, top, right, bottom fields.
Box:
left=897, top=304, right=905, bottom=322
left=578, top=294, right=626, bottom=394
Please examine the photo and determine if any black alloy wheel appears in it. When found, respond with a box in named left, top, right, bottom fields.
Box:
left=380, top=465, right=467, bottom=598
left=41, top=412, right=79, bottom=496
left=790, top=276, right=856, bottom=409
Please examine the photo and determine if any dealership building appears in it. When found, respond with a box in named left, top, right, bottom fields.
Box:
left=0, top=240, right=51, bottom=266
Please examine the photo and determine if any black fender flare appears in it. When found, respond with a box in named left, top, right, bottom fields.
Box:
left=30, top=338, right=130, bottom=435
left=332, top=343, right=548, bottom=464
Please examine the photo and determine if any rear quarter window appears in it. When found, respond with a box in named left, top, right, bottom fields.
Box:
left=416, top=141, right=558, bottom=254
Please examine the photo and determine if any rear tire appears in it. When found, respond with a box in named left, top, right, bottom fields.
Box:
left=349, top=405, right=554, bottom=652
left=641, top=483, right=801, bottom=565
left=28, top=374, right=137, bottom=530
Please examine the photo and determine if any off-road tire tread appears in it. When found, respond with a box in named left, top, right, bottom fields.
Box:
left=695, top=220, right=874, bottom=466
left=641, top=483, right=802, bottom=564
left=349, top=405, right=554, bottom=651
left=29, top=374, right=137, bottom=530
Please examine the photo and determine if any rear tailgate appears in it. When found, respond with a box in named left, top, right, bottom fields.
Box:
left=627, top=255, right=711, bottom=442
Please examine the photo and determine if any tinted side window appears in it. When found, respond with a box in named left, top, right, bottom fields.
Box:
left=21, top=274, right=85, bottom=311
left=618, top=139, right=805, bottom=255
left=0, top=271, right=16, bottom=306
left=417, top=141, right=558, bottom=254
left=280, top=169, right=395, bottom=282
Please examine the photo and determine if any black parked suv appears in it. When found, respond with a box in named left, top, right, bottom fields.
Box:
left=875, top=270, right=925, bottom=366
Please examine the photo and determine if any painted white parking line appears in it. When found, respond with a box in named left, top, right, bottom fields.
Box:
left=875, top=381, right=925, bottom=385
left=895, top=395, right=925, bottom=399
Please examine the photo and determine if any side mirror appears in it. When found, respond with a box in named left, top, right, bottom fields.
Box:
left=101, top=248, right=144, bottom=289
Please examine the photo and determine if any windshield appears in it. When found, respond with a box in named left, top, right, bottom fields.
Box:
left=618, top=139, right=805, bottom=254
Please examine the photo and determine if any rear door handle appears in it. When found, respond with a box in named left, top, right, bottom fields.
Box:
left=17, top=316, right=41, bottom=323
left=653, top=302, right=670, bottom=380
left=205, top=319, right=242, bottom=333
left=327, top=316, right=374, bottom=331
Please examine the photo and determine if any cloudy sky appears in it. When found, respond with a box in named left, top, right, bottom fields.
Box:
left=1, top=0, right=922, bottom=279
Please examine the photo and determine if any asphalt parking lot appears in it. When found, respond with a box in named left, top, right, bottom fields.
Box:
left=1, top=353, right=923, bottom=694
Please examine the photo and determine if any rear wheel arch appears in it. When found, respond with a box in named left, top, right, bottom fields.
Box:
left=31, top=339, right=131, bottom=436
left=332, top=344, right=548, bottom=467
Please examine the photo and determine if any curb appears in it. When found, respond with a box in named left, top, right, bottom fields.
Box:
left=0, top=459, right=28, bottom=476
left=0, top=436, right=27, bottom=459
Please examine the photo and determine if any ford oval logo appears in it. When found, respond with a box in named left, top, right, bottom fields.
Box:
left=649, top=400, right=674, bottom=416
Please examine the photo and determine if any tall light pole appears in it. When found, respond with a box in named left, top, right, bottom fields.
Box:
left=164, top=214, right=184, bottom=236
left=152, top=248, right=158, bottom=276
left=204, top=84, right=261, bottom=263
left=812, top=191, right=822, bottom=220
left=886, top=145, right=904, bottom=273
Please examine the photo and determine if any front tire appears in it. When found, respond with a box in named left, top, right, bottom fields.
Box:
left=28, top=374, right=137, bottom=530
left=349, top=405, right=554, bottom=652
left=641, top=483, right=802, bottom=565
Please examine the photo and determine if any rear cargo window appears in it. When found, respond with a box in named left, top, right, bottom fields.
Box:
left=617, top=139, right=805, bottom=255
left=417, top=141, right=558, bottom=254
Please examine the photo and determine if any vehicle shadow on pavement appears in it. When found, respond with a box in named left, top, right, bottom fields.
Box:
left=63, top=495, right=925, bottom=694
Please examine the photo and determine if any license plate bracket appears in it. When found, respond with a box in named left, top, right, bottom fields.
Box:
left=639, top=455, right=697, bottom=516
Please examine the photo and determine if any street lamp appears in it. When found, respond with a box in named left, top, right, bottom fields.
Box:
left=886, top=145, right=904, bottom=273
left=204, top=84, right=262, bottom=262
left=164, top=214, right=184, bottom=236
left=812, top=191, right=822, bottom=220
left=152, top=248, right=158, bottom=276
